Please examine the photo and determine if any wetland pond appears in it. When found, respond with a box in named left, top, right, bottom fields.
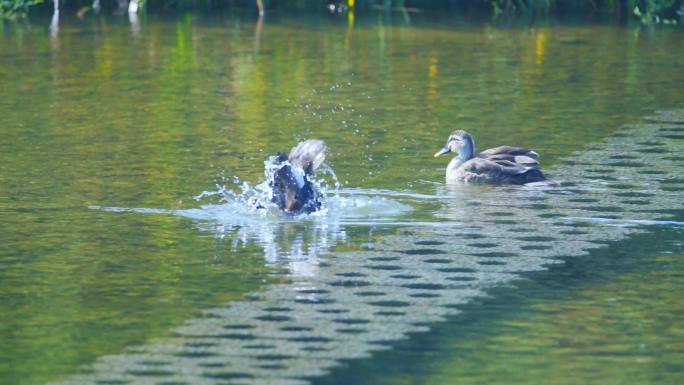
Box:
left=1, top=10, right=684, bottom=385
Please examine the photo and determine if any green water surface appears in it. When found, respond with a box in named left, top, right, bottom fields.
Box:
left=1, top=10, right=683, bottom=385
left=317, top=226, right=684, bottom=385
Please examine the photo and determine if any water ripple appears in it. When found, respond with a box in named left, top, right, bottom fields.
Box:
left=70, top=110, right=684, bottom=385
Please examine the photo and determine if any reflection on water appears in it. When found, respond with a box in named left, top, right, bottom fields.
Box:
left=0, top=11, right=683, bottom=385
left=318, top=226, right=684, bottom=385
left=93, top=191, right=411, bottom=276
left=89, top=154, right=412, bottom=275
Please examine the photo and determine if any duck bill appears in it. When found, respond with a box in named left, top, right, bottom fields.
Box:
left=433, top=146, right=451, bottom=157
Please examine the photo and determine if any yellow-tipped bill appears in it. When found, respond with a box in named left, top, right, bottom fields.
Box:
left=434, top=146, right=450, bottom=157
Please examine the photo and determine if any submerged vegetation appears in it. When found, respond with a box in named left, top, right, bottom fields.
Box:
left=2, top=0, right=683, bottom=22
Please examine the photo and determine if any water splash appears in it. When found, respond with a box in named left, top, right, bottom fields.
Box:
left=193, top=154, right=342, bottom=217
left=91, top=156, right=411, bottom=270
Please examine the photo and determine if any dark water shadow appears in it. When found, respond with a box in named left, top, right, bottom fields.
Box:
left=314, top=220, right=684, bottom=385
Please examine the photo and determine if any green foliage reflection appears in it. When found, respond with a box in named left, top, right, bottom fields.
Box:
left=3, top=0, right=683, bottom=22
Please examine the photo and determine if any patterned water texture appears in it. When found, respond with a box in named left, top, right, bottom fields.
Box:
left=55, top=110, right=684, bottom=385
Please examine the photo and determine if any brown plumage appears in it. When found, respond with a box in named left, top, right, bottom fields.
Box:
left=434, top=130, right=553, bottom=185
left=269, top=140, right=327, bottom=214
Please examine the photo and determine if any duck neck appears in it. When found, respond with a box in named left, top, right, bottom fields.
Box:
left=449, top=151, right=472, bottom=169
left=456, top=139, right=475, bottom=164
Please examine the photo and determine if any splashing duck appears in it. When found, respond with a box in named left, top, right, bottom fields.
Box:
left=268, top=139, right=327, bottom=215
left=434, top=130, right=555, bottom=186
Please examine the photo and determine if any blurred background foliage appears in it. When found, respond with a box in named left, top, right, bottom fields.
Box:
left=2, top=0, right=683, bottom=21
left=0, top=0, right=43, bottom=20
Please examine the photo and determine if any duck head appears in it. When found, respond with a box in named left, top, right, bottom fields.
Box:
left=434, top=130, right=476, bottom=160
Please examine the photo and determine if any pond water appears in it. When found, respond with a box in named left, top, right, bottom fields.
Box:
left=1, top=10, right=683, bottom=385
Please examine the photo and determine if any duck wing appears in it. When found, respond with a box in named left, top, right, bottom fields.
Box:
left=269, top=139, right=326, bottom=214
left=479, top=146, right=539, bottom=159
left=485, top=154, right=540, bottom=168
left=270, top=159, right=322, bottom=214
left=270, top=163, right=304, bottom=212
left=460, top=158, right=544, bottom=184
left=288, top=139, right=327, bottom=174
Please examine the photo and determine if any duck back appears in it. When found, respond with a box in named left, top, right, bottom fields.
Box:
left=479, top=146, right=539, bottom=159
left=450, top=157, right=546, bottom=185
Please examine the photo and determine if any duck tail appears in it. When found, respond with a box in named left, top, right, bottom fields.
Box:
left=521, top=168, right=546, bottom=183
left=515, top=155, right=540, bottom=168
left=288, top=140, right=327, bottom=174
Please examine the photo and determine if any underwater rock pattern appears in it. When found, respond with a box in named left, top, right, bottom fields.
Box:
left=53, top=110, right=684, bottom=385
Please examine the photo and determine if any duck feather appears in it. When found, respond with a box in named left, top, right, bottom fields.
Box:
left=438, top=131, right=550, bottom=186
left=269, top=140, right=327, bottom=214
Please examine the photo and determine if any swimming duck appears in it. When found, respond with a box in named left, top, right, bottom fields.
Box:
left=268, top=139, right=327, bottom=215
left=434, top=130, right=550, bottom=185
